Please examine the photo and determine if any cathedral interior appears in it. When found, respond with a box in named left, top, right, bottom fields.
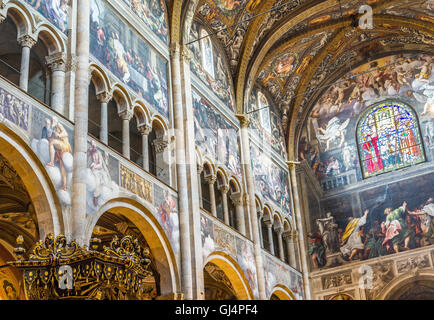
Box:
left=0, top=0, right=433, bottom=300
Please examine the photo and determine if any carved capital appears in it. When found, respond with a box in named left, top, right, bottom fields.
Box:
left=153, top=137, right=169, bottom=153
left=46, top=52, right=67, bottom=72
left=181, top=45, right=193, bottom=62
left=18, top=35, right=37, bottom=48
left=283, top=230, right=298, bottom=241
left=119, top=109, right=134, bottom=121
left=205, top=175, right=217, bottom=185
left=169, top=42, right=181, bottom=58
left=66, top=55, right=77, bottom=72
left=138, top=124, right=152, bottom=136
left=96, top=91, right=112, bottom=104
left=218, top=184, right=229, bottom=194
left=197, top=164, right=204, bottom=175
left=235, top=114, right=250, bottom=128
left=230, top=192, right=244, bottom=206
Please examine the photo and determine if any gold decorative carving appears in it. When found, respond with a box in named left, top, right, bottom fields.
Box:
left=120, top=165, right=153, bottom=203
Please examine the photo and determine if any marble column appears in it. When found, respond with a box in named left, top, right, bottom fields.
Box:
left=236, top=114, right=266, bottom=299
left=46, top=52, right=66, bottom=115
left=219, top=185, right=230, bottom=225
left=197, top=164, right=204, bottom=208
left=287, top=161, right=311, bottom=299
left=230, top=192, right=246, bottom=235
left=265, top=220, right=274, bottom=255
left=18, top=35, right=37, bottom=92
left=205, top=175, right=217, bottom=217
left=119, top=110, right=133, bottom=159
left=276, top=227, right=285, bottom=261
left=283, top=230, right=297, bottom=268
left=169, top=43, right=192, bottom=299
left=96, top=92, right=111, bottom=144
left=138, top=124, right=152, bottom=171
left=71, top=0, right=90, bottom=246
left=257, top=210, right=264, bottom=248
left=153, top=136, right=169, bottom=181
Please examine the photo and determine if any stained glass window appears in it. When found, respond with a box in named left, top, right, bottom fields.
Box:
left=357, top=101, right=425, bottom=178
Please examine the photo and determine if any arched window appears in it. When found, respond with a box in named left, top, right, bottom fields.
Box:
left=200, top=28, right=215, bottom=78
left=258, top=91, right=271, bottom=134
left=357, top=101, right=425, bottom=179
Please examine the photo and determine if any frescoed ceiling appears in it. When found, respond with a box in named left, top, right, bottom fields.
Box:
left=171, top=0, right=434, bottom=157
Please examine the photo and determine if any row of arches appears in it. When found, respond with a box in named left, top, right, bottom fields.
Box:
left=256, top=197, right=298, bottom=269
left=0, top=123, right=296, bottom=300
left=197, top=154, right=246, bottom=235
left=0, top=3, right=172, bottom=185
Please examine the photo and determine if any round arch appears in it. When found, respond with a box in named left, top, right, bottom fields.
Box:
left=2, top=1, right=33, bottom=38
left=205, top=251, right=253, bottom=300
left=0, top=123, right=63, bottom=239
left=84, top=197, right=180, bottom=296
left=270, top=284, right=296, bottom=300
left=89, top=64, right=111, bottom=95
left=35, top=24, right=66, bottom=55
left=377, top=271, right=434, bottom=300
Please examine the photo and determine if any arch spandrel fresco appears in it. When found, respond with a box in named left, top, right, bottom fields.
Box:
left=24, top=0, right=70, bottom=34
left=90, top=0, right=169, bottom=119
left=300, top=53, right=434, bottom=271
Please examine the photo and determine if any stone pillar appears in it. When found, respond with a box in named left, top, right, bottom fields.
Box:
left=96, top=92, right=111, bottom=144
left=265, top=220, right=274, bottom=255
left=283, top=230, right=297, bottom=268
left=18, top=35, right=36, bottom=92
left=138, top=124, right=152, bottom=171
left=230, top=192, right=246, bottom=235
left=236, top=114, right=266, bottom=299
left=219, top=185, right=230, bottom=225
left=169, top=43, right=192, bottom=299
left=205, top=175, right=217, bottom=217
left=119, top=110, right=133, bottom=159
left=46, top=52, right=66, bottom=114
left=257, top=210, right=264, bottom=248
left=287, top=161, right=311, bottom=299
left=197, top=164, right=204, bottom=208
left=71, top=0, right=90, bottom=246
left=276, top=227, right=285, bottom=261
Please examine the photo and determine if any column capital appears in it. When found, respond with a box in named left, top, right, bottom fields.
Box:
left=217, top=184, right=229, bottom=194
left=286, top=160, right=301, bottom=170
left=96, top=91, right=112, bottom=104
left=18, top=35, right=37, bottom=48
left=153, top=137, right=169, bottom=153
left=275, top=226, right=284, bottom=236
left=169, top=42, right=181, bottom=57
left=229, top=192, right=244, bottom=206
left=181, top=45, right=193, bottom=62
left=264, top=219, right=273, bottom=227
left=119, top=109, right=134, bottom=121
left=283, top=230, right=298, bottom=241
left=46, top=52, right=67, bottom=72
left=138, top=124, right=152, bottom=136
left=66, top=54, right=77, bottom=72
left=197, top=163, right=204, bottom=175
left=235, top=114, right=250, bottom=128
left=205, top=174, right=217, bottom=185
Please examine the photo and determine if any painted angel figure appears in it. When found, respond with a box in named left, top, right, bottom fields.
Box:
left=316, top=117, right=350, bottom=151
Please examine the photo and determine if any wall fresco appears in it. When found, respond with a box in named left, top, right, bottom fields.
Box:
left=263, top=254, right=304, bottom=300
left=0, top=87, right=30, bottom=131
left=189, top=20, right=235, bottom=111
left=192, top=89, right=241, bottom=178
left=120, top=0, right=168, bottom=43
left=308, top=171, right=434, bottom=270
left=90, top=0, right=169, bottom=118
left=25, top=0, right=70, bottom=33
left=30, top=107, right=74, bottom=206
left=250, top=142, right=291, bottom=215
left=86, top=139, right=119, bottom=216
left=299, top=53, right=434, bottom=188
left=247, top=86, right=287, bottom=159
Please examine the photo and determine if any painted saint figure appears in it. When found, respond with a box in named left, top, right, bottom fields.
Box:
left=340, top=209, right=369, bottom=261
